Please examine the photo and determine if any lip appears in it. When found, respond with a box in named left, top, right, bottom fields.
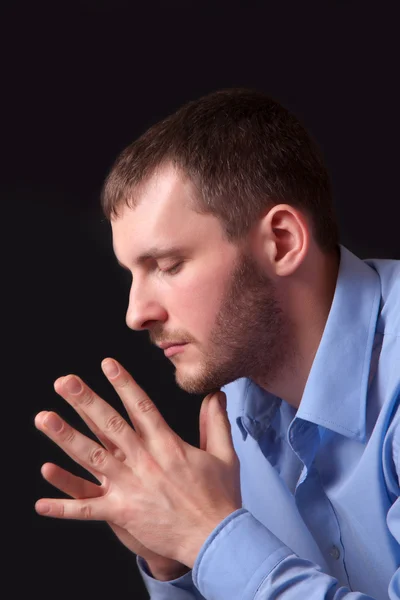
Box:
left=162, top=343, right=188, bottom=357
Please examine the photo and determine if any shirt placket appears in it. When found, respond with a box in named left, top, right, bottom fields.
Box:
left=288, top=417, right=352, bottom=588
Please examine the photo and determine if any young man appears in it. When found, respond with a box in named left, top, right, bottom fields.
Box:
left=35, top=89, right=400, bottom=599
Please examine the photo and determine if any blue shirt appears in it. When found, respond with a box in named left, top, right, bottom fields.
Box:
left=137, top=245, right=400, bottom=600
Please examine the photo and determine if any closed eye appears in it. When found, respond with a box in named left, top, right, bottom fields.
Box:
left=161, top=262, right=183, bottom=275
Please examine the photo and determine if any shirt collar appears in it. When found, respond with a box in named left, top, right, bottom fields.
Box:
left=296, top=245, right=381, bottom=441
left=238, top=245, right=382, bottom=442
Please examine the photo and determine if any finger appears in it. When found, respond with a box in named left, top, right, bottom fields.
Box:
left=53, top=374, right=141, bottom=459
left=35, top=496, right=107, bottom=521
left=41, top=462, right=104, bottom=499
left=206, top=391, right=237, bottom=463
left=199, top=393, right=213, bottom=451
left=35, top=410, right=131, bottom=483
left=100, top=358, right=171, bottom=440
left=56, top=378, right=126, bottom=460
left=76, top=412, right=127, bottom=462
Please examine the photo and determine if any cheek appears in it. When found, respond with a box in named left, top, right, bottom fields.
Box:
left=170, top=271, right=229, bottom=336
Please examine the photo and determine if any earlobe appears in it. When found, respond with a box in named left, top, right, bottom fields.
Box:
left=266, top=204, right=310, bottom=277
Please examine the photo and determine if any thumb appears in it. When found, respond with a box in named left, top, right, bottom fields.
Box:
left=199, top=393, right=213, bottom=451
left=206, top=391, right=236, bottom=462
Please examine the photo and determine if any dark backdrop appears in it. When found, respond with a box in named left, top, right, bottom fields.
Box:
left=3, top=2, right=399, bottom=598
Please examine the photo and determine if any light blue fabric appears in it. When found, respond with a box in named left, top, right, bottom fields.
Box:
left=137, top=245, right=400, bottom=599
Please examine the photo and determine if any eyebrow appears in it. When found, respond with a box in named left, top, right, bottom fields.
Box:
left=116, top=246, right=185, bottom=270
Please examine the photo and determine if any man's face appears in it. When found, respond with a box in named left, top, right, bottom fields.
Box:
left=111, top=166, right=286, bottom=394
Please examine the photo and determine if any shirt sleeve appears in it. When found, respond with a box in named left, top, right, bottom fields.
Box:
left=137, top=493, right=399, bottom=600
left=136, top=397, right=400, bottom=600
left=190, top=508, right=391, bottom=600
left=190, top=403, right=400, bottom=600
left=136, top=555, right=207, bottom=599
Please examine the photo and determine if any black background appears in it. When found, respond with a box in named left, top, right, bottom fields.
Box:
left=3, top=1, right=399, bottom=598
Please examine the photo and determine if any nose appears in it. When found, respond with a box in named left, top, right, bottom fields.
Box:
left=125, top=281, right=167, bottom=331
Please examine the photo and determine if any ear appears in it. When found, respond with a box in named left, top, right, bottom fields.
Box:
left=254, top=204, right=310, bottom=277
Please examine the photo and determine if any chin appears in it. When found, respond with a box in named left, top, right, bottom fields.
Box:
left=174, top=370, right=202, bottom=395
left=174, top=363, right=234, bottom=396
left=174, top=366, right=211, bottom=395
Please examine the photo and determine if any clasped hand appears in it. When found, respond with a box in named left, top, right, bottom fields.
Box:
left=35, top=358, right=242, bottom=569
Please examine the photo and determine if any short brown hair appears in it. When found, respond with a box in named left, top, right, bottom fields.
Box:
left=101, top=88, right=338, bottom=252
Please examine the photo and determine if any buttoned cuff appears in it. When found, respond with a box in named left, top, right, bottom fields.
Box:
left=192, top=508, right=292, bottom=600
left=137, top=555, right=205, bottom=599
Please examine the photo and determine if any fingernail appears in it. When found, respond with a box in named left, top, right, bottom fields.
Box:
left=64, top=376, right=82, bottom=395
left=34, top=411, right=48, bottom=427
left=102, top=359, right=119, bottom=378
left=36, top=501, right=51, bottom=514
left=44, top=413, right=63, bottom=432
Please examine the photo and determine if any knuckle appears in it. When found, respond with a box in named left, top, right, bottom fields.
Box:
left=63, top=427, right=75, bottom=444
left=80, top=389, right=95, bottom=407
left=89, top=446, right=107, bottom=467
left=172, top=441, right=187, bottom=463
left=112, top=448, right=126, bottom=462
left=162, top=434, right=186, bottom=465
left=105, top=415, right=126, bottom=434
left=139, top=451, right=160, bottom=476
left=80, top=504, right=92, bottom=519
left=135, top=394, right=155, bottom=414
left=116, top=376, right=130, bottom=390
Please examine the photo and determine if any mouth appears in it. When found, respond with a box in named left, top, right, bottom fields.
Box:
left=157, top=342, right=188, bottom=357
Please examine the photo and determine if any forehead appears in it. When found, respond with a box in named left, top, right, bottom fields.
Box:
left=111, top=165, right=226, bottom=262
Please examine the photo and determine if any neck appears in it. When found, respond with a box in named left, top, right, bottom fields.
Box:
left=255, top=246, right=340, bottom=409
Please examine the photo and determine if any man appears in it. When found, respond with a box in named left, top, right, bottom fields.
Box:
left=35, top=88, right=400, bottom=599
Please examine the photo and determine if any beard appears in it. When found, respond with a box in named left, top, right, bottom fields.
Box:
left=173, top=252, right=291, bottom=395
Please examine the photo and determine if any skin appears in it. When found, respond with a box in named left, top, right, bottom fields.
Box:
left=112, top=167, right=293, bottom=397
left=35, top=163, right=339, bottom=579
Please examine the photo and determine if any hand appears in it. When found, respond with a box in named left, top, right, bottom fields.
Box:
left=39, top=462, right=188, bottom=580
left=35, top=358, right=241, bottom=569
left=38, top=411, right=190, bottom=579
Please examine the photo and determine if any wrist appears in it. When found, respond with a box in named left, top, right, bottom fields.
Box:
left=146, top=559, right=191, bottom=581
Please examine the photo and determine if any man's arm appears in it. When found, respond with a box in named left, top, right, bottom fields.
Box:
left=36, top=359, right=400, bottom=600
left=35, top=358, right=240, bottom=599
left=138, top=396, right=400, bottom=599
left=191, top=396, right=400, bottom=600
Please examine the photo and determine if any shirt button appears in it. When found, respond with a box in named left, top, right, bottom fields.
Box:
left=329, top=545, right=340, bottom=560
